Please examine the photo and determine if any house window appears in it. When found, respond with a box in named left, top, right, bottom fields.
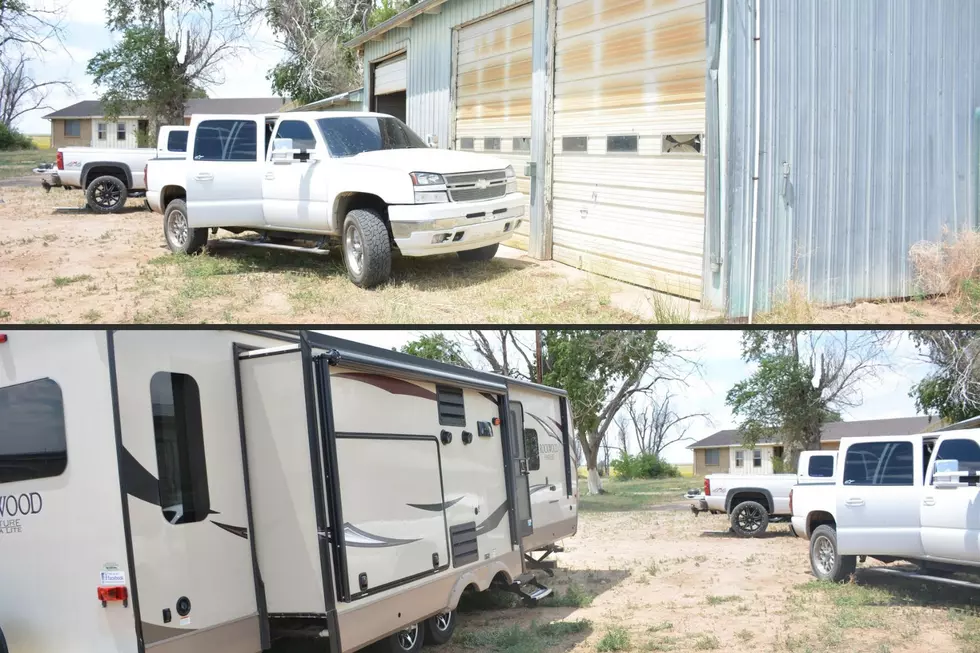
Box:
left=64, top=119, right=81, bottom=138
left=483, top=137, right=500, bottom=151
left=753, top=450, right=762, bottom=468
left=524, top=428, right=540, bottom=471
left=513, top=137, right=531, bottom=152
left=151, top=372, right=210, bottom=525
left=704, top=448, right=720, bottom=466
left=607, top=134, right=638, bottom=153
left=459, top=137, right=474, bottom=150
left=117, top=122, right=126, bottom=141
left=734, top=450, right=744, bottom=467
left=436, top=385, right=466, bottom=427
left=774, top=446, right=784, bottom=460
left=97, top=123, right=107, bottom=140
left=0, top=378, right=68, bottom=484
left=562, top=136, right=588, bottom=153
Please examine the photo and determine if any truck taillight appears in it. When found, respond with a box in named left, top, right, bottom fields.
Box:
left=704, top=477, right=710, bottom=496
left=144, top=164, right=148, bottom=188
left=789, top=488, right=794, bottom=514
left=56, top=151, right=64, bottom=170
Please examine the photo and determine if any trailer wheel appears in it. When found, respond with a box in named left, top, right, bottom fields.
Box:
left=810, top=525, right=856, bottom=583
left=730, top=500, right=769, bottom=537
left=86, top=175, right=128, bottom=213
left=424, top=610, right=456, bottom=645
left=457, top=243, right=499, bottom=262
left=342, top=208, right=391, bottom=288
left=378, top=622, right=425, bottom=653
left=0, top=624, right=8, bottom=653
left=163, top=199, right=208, bottom=255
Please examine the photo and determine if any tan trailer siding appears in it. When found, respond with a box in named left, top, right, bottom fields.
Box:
left=454, top=3, right=533, bottom=250
left=552, top=0, right=707, bottom=298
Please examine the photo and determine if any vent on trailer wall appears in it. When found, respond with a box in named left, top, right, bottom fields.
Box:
left=436, top=385, right=466, bottom=426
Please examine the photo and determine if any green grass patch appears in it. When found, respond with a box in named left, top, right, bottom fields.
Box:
left=579, top=477, right=702, bottom=513
left=538, top=583, right=594, bottom=608
left=0, top=148, right=55, bottom=180
left=705, top=595, right=742, bottom=606
left=52, top=274, right=93, bottom=287
left=692, top=634, right=720, bottom=650
left=647, top=622, right=672, bottom=633
left=455, top=619, right=591, bottom=653
left=596, top=626, right=631, bottom=652
left=735, top=629, right=754, bottom=642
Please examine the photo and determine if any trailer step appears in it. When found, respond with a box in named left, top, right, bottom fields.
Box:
left=508, top=573, right=553, bottom=605
left=210, top=238, right=331, bottom=256
left=864, top=566, right=980, bottom=591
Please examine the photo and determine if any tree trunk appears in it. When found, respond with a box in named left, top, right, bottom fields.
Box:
left=585, top=443, right=602, bottom=495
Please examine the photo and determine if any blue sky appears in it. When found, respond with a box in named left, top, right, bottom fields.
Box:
left=22, top=0, right=283, bottom=134
left=321, top=330, right=936, bottom=464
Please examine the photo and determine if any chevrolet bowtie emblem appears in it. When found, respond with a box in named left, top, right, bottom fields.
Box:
left=475, top=179, right=490, bottom=190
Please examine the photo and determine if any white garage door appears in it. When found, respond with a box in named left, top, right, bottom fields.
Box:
left=374, top=54, right=407, bottom=95
left=552, top=0, right=706, bottom=299
left=454, top=3, right=533, bottom=250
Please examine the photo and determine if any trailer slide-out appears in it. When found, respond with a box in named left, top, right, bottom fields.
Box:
left=0, top=329, right=578, bottom=653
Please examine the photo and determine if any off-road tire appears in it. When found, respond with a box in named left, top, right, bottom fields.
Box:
left=809, top=524, right=856, bottom=583
left=163, top=199, right=208, bottom=255
left=376, top=622, right=425, bottom=653
left=730, top=500, right=770, bottom=538
left=85, top=174, right=128, bottom=213
left=424, top=610, right=456, bottom=645
left=342, top=208, right=391, bottom=288
left=457, top=243, right=499, bottom=262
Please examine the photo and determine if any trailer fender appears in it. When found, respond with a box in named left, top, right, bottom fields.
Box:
left=446, top=561, right=515, bottom=610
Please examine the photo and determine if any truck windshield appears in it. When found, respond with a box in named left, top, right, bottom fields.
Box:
left=316, top=116, right=427, bottom=157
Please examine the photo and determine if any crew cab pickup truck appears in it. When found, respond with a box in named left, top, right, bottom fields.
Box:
left=804, top=430, right=980, bottom=583
left=691, top=451, right=833, bottom=537
left=145, top=111, right=526, bottom=288
left=45, top=126, right=189, bottom=213
left=788, top=451, right=838, bottom=540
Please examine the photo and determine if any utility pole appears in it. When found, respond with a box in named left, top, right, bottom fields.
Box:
left=535, top=330, right=543, bottom=384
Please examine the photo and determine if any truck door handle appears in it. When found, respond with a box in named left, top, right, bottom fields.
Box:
left=923, top=497, right=936, bottom=507
left=265, top=172, right=275, bottom=180
left=844, top=498, right=865, bottom=507
left=194, top=172, right=214, bottom=182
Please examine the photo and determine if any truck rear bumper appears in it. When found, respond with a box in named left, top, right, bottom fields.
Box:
left=147, top=190, right=163, bottom=213
left=388, top=193, right=525, bottom=257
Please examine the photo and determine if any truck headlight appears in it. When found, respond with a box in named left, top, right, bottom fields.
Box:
left=410, top=172, right=446, bottom=186
left=504, top=165, right=517, bottom=193
left=414, top=190, right=450, bottom=204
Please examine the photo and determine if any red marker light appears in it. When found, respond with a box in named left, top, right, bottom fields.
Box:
left=98, top=586, right=128, bottom=607
left=492, top=417, right=501, bottom=426
left=0, top=334, right=7, bottom=344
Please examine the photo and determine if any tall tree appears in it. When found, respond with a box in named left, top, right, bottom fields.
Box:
left=910, top=330, right=980, bottom=424
left=399, top=332, right=471, bottom=368
left=621, top=393, right=708, bottom=457
left=726, top=330, right=892, bottom=470
left=88, top=0, right=245, bottom=130
left=235, top=0, right=364, bottom=105
left=542, top=330, right=696, bottom=495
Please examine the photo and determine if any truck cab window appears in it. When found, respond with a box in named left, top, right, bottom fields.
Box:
left=193, top=120, right=257, bottom=162
left=150, top=372, right=210, bottom=524
left=167, top=130, right=188, bottom=153
left=274, top=120, right=318, bottom=161
left=0, top=378, right=67, bottom=483
left=843, top=441, right=913, bottom=486
left=931, top=439, right=980, bottom=482
left=807, top=455, right=834, bottom=477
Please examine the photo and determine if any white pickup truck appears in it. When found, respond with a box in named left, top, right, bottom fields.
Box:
left=691, top=451, right=833, bottom=537
left=145, top=111, right=526, bottom=288
left=799, top=430, right=980, bottom=584
left=44, top=126, right=188, bottom=213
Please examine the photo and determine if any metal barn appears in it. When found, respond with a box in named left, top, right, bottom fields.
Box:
left=347, top=0, right=980, bottom=317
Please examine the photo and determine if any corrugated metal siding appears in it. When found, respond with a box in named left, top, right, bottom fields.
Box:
left=374, top=54, right=408, bottom=94
left=551, top=0, right=707, bottom=300
left=455, top=4, right=534, bottom=250
left=723, top=0, right=980, bottom=317
left=361, top=0, right=528, bottom=148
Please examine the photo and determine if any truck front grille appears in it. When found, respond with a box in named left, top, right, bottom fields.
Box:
left=444, top=169, right=508, bottom=202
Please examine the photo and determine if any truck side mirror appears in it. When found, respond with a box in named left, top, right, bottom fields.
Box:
left=426, top=134, right=439, bottom=148
left=933, top=460, right=968, bottom=488
left=271, top=137, right=295, bottom=164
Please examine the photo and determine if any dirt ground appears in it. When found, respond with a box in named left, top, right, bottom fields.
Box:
left=0, top=187, right=641, bottom=324
left=444, top=505, right=980, bottom=653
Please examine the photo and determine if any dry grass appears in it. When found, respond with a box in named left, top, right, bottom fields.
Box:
left=0, top=148, right=55, bottom=180
left=755, top=279, right=816, bottom=324
left=0, top=187, right=642, bottom=324
left=909, top=228, right=980, bottom=317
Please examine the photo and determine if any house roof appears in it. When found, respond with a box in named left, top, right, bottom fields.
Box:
left=43, top=97, right=289, bottom=119
left=345, top=0, right=449, bottom=49
left=688, top=416, right=935, bottom=449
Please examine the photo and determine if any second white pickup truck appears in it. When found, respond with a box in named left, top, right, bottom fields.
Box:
left=45, top=126, right=188, bottom=213
left=145, top=111, right=526, bottom=288
left=797, top=430, right=980, bottom=584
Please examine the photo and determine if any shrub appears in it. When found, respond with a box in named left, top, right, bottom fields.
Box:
left=611, top=452, right=680, bottom=480
left=0, top=122, right=37, bottom=151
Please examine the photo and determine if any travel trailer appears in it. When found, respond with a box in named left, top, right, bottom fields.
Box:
left=0, top=329, right=577, bottom=653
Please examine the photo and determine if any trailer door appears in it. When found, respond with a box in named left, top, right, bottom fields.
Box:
left=111, top=331, right=260, bottom=653
left=509, top=401, right=534, bottom=538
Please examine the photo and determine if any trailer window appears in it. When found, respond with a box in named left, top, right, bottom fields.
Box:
left=150, top=372, right=210, bottom=524
left=807, top=455, right=834, bottom=478
left=524, top=429, right=540, bottom=471
left=436, top=385, right=466, bottom=427
left=843, top=441, right=914, bottom=486
left=0, top=378, right=67, bottom=483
